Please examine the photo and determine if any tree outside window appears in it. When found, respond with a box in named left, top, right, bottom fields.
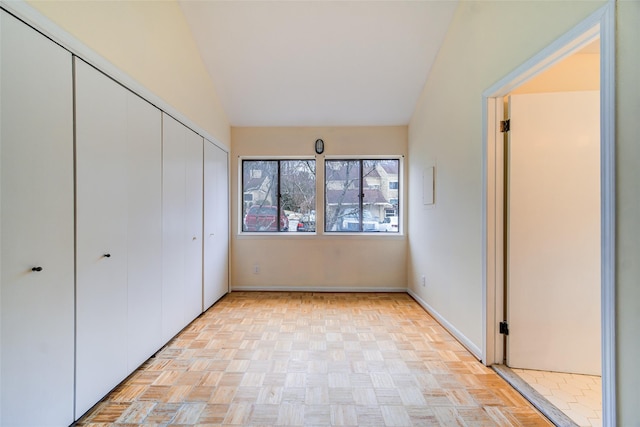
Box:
left=242, top=159, right=316, bottom=232
left=325, top=159, right=400, bottom=232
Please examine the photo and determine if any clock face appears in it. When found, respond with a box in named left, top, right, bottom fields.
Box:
left=315, top=139, right=324, bottom=154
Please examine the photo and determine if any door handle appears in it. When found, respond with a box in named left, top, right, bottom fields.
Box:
left=103, top=253, right=111, bottom=258
left=31, top=266, right=43, bottom=272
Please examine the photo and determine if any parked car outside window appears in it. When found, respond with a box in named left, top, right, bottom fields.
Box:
left=243, top=205, right=289, bottom=232
left=339, top=209, right=380, bottom=232
left=379, top=216, right=399, bottom=232
left=296, top=214, right=316, bottom=232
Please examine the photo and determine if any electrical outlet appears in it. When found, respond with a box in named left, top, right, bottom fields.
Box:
left=253, top=264, right=260, bottom=275
left=421, top=275, right=426, bottom=287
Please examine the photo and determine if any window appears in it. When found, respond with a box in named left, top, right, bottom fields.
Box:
left=242, top=159, right=316, bottom=232
left=325, top=159, right=400, bottom=233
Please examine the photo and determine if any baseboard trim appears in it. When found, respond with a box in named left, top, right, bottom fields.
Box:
left=407, top=289, right=482, bottom=360
left=230, top=286, right=407, bottom=293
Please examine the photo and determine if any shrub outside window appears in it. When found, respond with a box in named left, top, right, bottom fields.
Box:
left=242, top=159, right=316, bottom=232
left=325, top=159, right=400, bottom=233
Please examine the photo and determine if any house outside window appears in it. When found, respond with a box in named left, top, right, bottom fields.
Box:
left=242, top=159, right=316, bottom=232
left=325, top=159, right=400, bottom=233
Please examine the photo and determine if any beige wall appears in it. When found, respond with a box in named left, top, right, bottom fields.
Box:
left=616, top=1, right=640, bottom=424
left=409, top=0, right=640, bottom=422
left=231, top=127, right=407, bottom=290
left=407, top=0, right=605, bottom=363
left=27, top=0, right=230, bottom=145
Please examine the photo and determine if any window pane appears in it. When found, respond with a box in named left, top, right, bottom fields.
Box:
left=281, top=160, right=316, bottom=232
left=364, top=159, right=399, bottom=233
left=325, top=159, right=399, bottom=233
left=325, top=160, right=361, bottom=231
left=242, top=160, right=283, bottom=232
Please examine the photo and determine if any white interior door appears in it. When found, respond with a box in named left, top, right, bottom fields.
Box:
left=204, top=140, right=229, bottom=308
left=0, top=12, right=75, bottom=426
left=507, top=91, right=601, bottom=375
left=75, top=58, right=129, bottom=417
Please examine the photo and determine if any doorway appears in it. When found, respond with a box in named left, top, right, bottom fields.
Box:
left=504, top=89, right=601, bottom=426
left=482, top=3, right=615, bottom=426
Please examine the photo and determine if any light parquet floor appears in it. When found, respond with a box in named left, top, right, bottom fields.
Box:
left=75, top=292, right=552, bottom=426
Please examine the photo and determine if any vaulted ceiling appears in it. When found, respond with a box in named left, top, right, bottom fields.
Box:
left=178, top=1, right=458, bottom=127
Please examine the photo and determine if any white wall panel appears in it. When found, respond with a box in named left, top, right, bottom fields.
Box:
left=0, top=11, right=75, bottom=426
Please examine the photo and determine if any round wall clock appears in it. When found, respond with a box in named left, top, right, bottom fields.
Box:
left=315, top=138, right=324, bottom=154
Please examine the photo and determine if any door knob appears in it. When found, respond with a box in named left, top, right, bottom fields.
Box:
left=31, top=266, right=43, bottom=272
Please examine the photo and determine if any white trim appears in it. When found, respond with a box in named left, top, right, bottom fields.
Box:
left=481, top=2, right=616, bottom=425
left=408, top=290, right=482, bottom=360
left=239, top=155, right=317, bottom=161
left=599, top=3, right=616, bottom=427
left=0, top=0, right=229, bottom=154
left=482, top=16, right=600, bottom=98
left=482, top=97, right=505, bottom=366
left=231, top=286, right=407, bottom=293
left=324, top=154, right=406, bottom=160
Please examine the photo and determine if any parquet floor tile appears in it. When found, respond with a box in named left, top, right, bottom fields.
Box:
left=74, top=292, right=552, bottom=426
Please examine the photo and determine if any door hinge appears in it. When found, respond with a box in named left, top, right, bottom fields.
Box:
left=499, top=321, right=509, bottom=335
left=500, top=119, right=510, bottom=133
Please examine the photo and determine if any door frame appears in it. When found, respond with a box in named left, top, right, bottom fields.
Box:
left=481, top=2, right=615, bottom=425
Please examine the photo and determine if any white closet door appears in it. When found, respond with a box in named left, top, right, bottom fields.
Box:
left=126, top=92, right=163, bottom=371
left=0, top=12, right=75, bottom=426
left=204, top=140, right=229, bottom=308
left=162, top=114, right=188, bottom=341
left=185, top=132, right=204, bottom=321
left=162, top=114, right=204, bottom=341
left=75, top=58, right=129, bottom=418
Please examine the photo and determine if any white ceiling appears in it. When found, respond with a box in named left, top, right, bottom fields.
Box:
left=178, top=1, right=458, bottom=127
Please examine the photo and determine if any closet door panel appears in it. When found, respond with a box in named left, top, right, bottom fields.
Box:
left=126, top=92, right=163, bottom=371
left=0, top=12, right=75, bottom=426
left=162, top=114, right=187, bottom=341
left=184, top=132, right=204, bottom=321
left=75, top=58, right=129, bottom=418
left=204, top=141, right=229, bottom=308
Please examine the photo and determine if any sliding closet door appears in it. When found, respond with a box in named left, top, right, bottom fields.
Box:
left=185, top=130, right=204, bottom=320
left=162, top=114, right=187, bottom=341
left=0, top=11, right=75, bottom=426
left=75, top=58, right=164, bottom=415
left=126, top=92, right=163, bottom=372
left=203, top=140, right=229, bottom=308
left=75, top=58, right=129, bottom=418
left=162, top=114, right=203, bottom=341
